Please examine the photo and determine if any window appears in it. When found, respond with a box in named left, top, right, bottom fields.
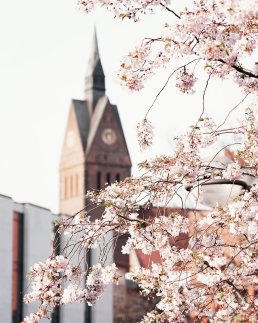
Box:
left=97, top=171, right=101, bottom=190
left=70, top=175, right=73, bottom=197
left=106, top=172, right=111, bottom=185
left=116, top=173, right=120, bottom=182
left=75, top=173, right=79, bottom=196
left=64, top=176, right=68, bottom=199
left=12, top=212, right=24, bottom=323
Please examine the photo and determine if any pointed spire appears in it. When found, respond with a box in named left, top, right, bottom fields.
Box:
left=85, top=27, right=105, bottom=93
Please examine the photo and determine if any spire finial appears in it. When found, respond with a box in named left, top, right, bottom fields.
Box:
left=85, top=26, right=105, bottom=93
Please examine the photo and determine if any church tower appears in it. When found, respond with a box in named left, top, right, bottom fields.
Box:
left=59, top=28, right=132, bottom=216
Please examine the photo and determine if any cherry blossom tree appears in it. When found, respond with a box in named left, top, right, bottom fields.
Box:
left=23, top=1, right=257, bottom=322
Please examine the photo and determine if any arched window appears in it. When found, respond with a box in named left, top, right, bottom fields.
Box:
left=75, top=174, right=79, bottom=196
left=64, top=176, right=68, bottom=199
left=106, top=172, right=111, bottom=185
left=116, top=173, right=120, bottom=182
left=97, top=171, right=101, bottom=190
left=70, top=175, right=73, bottom=197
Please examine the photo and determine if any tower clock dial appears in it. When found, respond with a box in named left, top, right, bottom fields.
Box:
left=101, top=128, right=117, bottom=145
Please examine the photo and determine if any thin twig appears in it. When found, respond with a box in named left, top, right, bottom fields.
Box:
left=145, top=58, right=200, bottom=118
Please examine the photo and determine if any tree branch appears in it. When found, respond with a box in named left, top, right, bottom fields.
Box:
left=218, top=59, right=258, bottom=79
left=160, top=3, right=181, bottom=19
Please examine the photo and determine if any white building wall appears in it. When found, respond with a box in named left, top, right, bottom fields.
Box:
left=0, top=194, right=13, bottom=323
left=0, top=197, right=113, bottom=323
left=61, top=302, right=85, bottom=323
left=60, top=218, right=85, bottom=323
left=22, top=203, right=53, bottom=322
left=91, top=283, right=113, bottom=323
left=91, top=232, right=113, bottom=323
left=61, top=233, right=114, bottom=323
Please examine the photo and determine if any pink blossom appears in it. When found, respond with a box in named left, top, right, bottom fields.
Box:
left=137, top=119, right=154, bottom=150
left=223, top=162, right=242, bottom=180
left=176, top=69, right=197, bottom=94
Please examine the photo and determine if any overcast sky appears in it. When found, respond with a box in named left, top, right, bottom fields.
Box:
left=0, top=1, right=249, bottom=212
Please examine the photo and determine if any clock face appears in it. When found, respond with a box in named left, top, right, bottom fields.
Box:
left=101, top=128, right=117, bottom=145
left=66, top=130, right=75, bottom=148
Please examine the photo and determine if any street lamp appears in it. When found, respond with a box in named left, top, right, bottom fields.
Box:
left=186, top=163, right=256, bottom=208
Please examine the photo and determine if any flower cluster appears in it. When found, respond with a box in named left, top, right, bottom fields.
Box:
left=223, top=162, right=242, bottom=180
left=124, top=186, right=258, bottom=321
left=78, top=0, right=171, bottom=21
left=23, top=259, right=118, bottom=322
left=23, top=256, right=80, bottom=322
left=236, top=106, right=258, bottom=167
left=116, top=0, right=258, bottom=94
left=175, top=68, right=197, bottom=94
left=80, top=1, right=258, bottom=95
left=122, top=213, right=189, bottom=255
left=86, top=263, right=119, bottom=305
left=137, top=118, right=154, bottom=150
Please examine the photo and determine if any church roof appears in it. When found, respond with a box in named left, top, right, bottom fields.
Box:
left=71, top=95, right=130, bottom=164
left=85, top=96, right=123, bottom=155
left=70, top=95, right=128, bottom=158
left=86, top=96, right=107, bottom=154
left=72, top=99, right=90, bottom=151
